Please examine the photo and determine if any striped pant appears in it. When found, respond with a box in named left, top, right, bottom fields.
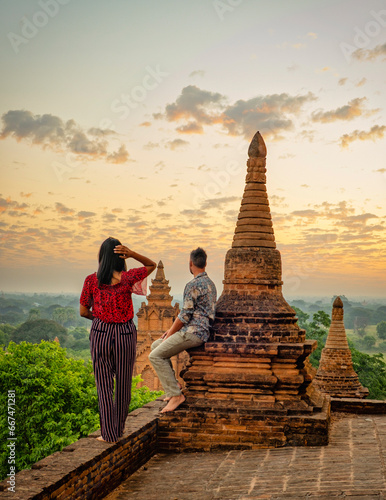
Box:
left=90, top=317, right=137, bottom=442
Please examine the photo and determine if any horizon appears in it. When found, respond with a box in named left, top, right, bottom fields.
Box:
left=1, top=0, right=385, bottom=299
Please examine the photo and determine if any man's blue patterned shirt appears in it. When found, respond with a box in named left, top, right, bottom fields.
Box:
left=178, top=272, right=217, bottom=342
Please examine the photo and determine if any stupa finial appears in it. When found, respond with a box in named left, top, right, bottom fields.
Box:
left=248, top=131, right=267, bottom=158
left=232, top=131, right=275, bottom=249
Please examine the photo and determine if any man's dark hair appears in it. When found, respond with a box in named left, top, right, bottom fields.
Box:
left=190, top=247, right=207, bottom=268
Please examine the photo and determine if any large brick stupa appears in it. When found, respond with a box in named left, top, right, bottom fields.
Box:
left=159, top=132, right=330, bottom=451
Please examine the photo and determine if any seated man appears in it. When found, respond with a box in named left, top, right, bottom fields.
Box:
left=149, top=247, right=217, bottom=413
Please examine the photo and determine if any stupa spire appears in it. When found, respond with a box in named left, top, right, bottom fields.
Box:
left=232, top=131, right=275, bottom=249
left=324, top=297, right=350, bottom=349
left=155, top=260, right=166, bottom=281
left=146, top=260, right=173, bottom=306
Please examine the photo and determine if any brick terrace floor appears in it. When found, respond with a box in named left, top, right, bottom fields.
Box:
left=104, top=414, right=386, bottom=499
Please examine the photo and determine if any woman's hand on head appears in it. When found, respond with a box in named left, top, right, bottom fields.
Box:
left=114, top=245, right=133, bottom=259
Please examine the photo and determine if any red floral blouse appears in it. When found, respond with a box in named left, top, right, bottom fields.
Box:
left=80, top=267, right=147, bottom=323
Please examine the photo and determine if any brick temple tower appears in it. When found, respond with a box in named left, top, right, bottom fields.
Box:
left=135, top=261, right=187, bottom=390
left=313, top=296, right=368, bottom=398
left=159, top=132, right=330, bottom=451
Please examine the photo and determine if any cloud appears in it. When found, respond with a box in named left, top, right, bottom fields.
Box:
left=143, top=141, right=160, bottom=150
left=140, top=121, right=151, bottom=127
left=292, top=209, right=318, bottom=217
left=340, top=125, right=386, bottom=148
left=0, top=110, right=129, bottom=164
left=307, top=32, right=317, bottom=39
left=0, top=196, right=28, bottom=214
left=356, top=77, right=366, bottom=87
left=287, top=63, right=299, bottom=72
left=55, top=202, right=74, bottom=215
left=176, top=122, right=204, bottom=134
left=338, top=77, right=347, bottom=86
left=222, top=93, right=316, bottom=139
left=189, top=70, right=205, bottom=78
left=155, top=85, right=316, bottom=140
left=107, top=145, right=130, bottom=164
left=311, top=97, right=377, bottom=123
left=353, top=43, right=386, bottom=62
left=316, top=67, right=331, bottom=73
left=155, top=85, right=225, bottom=125
left=200, top=196, right=240, bottom=210
left=77, top=211, right=96, bottom=220
left=165, top=139, right=189, bottom=150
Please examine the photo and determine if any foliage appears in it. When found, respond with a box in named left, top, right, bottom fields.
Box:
left=376, top=321, right=386, bottom=340
left=52, top=307, right=77, bottom=328
left=292, top=307, right=309, bottom=330
left=0, top=341, right=99, bottom=481
left=129, top=375, right=163, bottom=412
left=0, top=324, right=15, bottom=347
left=350, top=344, right=386, bottom=400
left=0, top=341, right=163, bottom=481
left=361, top=335, right=376, bottom=350
left=72, top=327, right=89, bottom=340
left=302, top=310, right=331, bottom=368
left=11, top=319, right=68, bottom=345
left=28, top=308, right=41, bottom=321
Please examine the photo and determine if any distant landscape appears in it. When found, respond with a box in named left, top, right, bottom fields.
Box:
left=1, top=291, right=385, bottom=362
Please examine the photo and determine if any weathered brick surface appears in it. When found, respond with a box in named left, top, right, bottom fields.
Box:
left=158, top=395, right=330, bottom=452
left=0, top=400, right=163, bottom=499
left=104, top=414, right=386, bottom=499
left=331, top=398, right=386, bottom=414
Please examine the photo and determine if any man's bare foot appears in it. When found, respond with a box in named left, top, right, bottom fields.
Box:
left=96, top=436, right=116, bottom=443
left=164, top=382, right=182, bottom=402
left=161, top=394, right=186, bottom=413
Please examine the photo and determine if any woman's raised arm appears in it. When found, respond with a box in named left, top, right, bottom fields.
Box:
left=114, top=245, right=156, bottom=276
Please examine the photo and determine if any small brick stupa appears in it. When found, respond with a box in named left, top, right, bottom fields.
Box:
left=136, top=261, right=186, bottom=390
left=313, top=296, right=368, bottom=398
left=159, top=132, right=330, bottom=451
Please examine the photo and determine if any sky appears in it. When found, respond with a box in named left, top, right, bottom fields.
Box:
left=0, top=0, right=385, bottom=300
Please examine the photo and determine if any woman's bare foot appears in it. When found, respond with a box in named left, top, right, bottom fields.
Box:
left=96, top=436, right=116, bottom=443
left=161, top=394, right=186, bottom=413
left=164, top=382, right=182, bottom=402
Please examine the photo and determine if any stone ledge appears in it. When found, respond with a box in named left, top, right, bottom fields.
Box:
left=0, top=399, right=163, bottom=500
left=331, top=397, right=386, bottom=414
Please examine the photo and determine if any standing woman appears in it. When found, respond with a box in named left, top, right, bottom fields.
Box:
left=80, top=237, right=156, bottom=443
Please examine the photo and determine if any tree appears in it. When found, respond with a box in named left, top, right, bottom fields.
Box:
left=345, top=307, right=372, bottom=330
left=0, top=341, right=163, bottom=481
left=302, top=310, right=331, bottom=368
left=72, top=327, right=89, bottom=340
left=350, top=345, right=386, bottom=400
left=376, top=321, right=386, bottom=340
left=362, top=335, right=376, bottom=350
left=0, top=324, right=15, bottom=346
left=0, top=341, right=99, bottom=480
left=28, top=308, right=41, bottom=321
left=11, top=320, right=68, bottom=345
left=52, top=307, right=77, bottom=327
left=310, top=310, right=331, bottom=330
left=292, top=307, right=309, bottom=330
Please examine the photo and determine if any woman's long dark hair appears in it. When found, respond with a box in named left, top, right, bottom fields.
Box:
left=97, top=237, right=127, bottom=286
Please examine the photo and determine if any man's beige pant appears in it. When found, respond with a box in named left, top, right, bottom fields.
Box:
left=149, top=330, right=203, bottom=397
